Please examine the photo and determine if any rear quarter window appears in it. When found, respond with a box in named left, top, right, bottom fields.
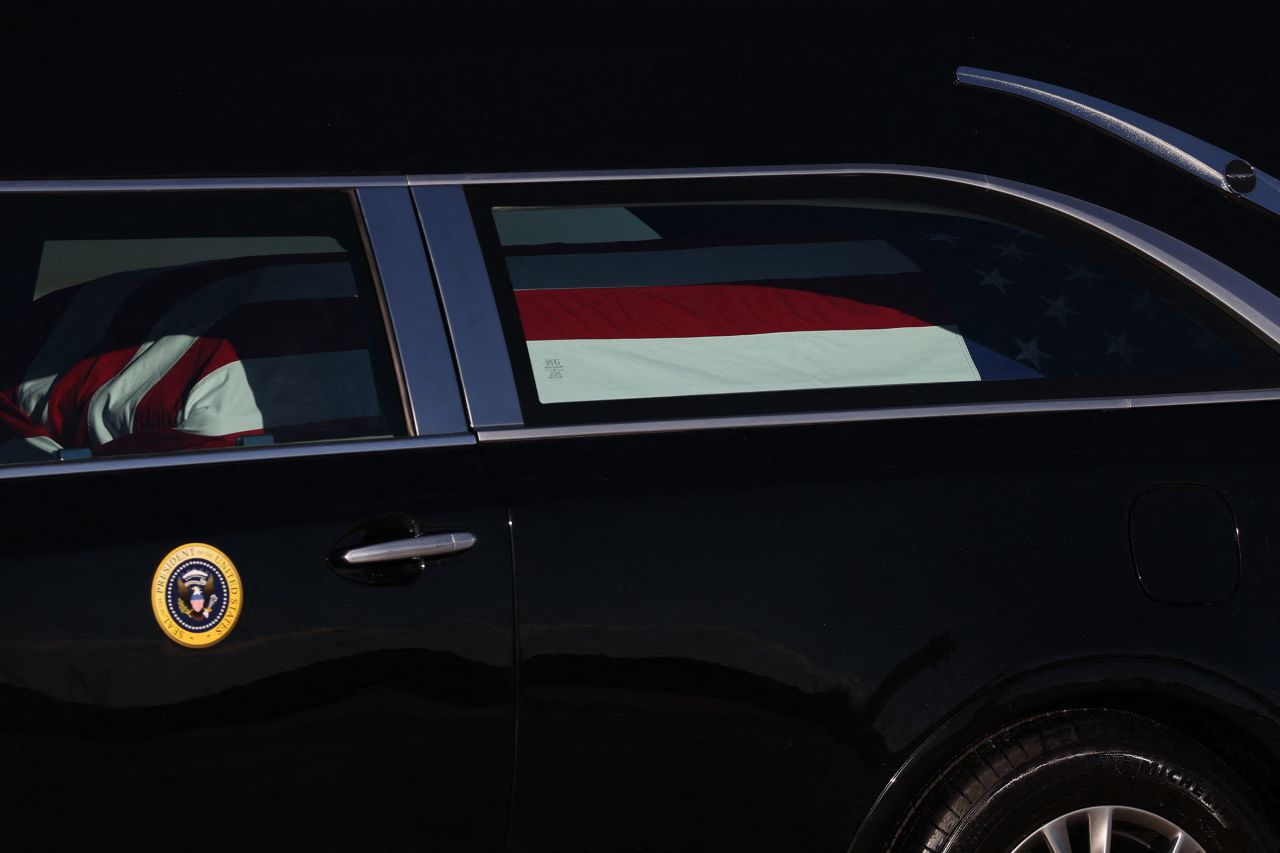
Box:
left=467, top=176, right=1280, bottom=425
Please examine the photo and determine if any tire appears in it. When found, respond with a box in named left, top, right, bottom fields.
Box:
left=891, top=709, right=1277, bottom=853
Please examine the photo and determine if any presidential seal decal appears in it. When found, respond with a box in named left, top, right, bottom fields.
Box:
left=151, top=543, right=243, bottom=648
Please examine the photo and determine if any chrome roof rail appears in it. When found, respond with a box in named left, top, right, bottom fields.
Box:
left=955, top=66, right=1280, bottom=219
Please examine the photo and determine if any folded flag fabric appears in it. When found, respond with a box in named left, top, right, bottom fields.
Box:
left=504, top=232, right=994, bottom=404
left=496, top=201, right=1243, bottom=406
left=0, top=252, right=383, bottom=463
left=515, top=268, right=982, bottom=403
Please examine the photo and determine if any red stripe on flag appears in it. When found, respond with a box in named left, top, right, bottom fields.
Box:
left=0, top=389, right=49, bottom=440
left=44, top=348, right=140, bottom=446
left=515, top=275, right=951, bottom=341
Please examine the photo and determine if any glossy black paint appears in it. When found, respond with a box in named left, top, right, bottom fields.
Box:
left=483, top=401, right=1280, bottom=851
left=0, top=446, right=514, bottom=851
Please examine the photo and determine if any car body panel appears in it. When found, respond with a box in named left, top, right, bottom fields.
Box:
left=478, top=399, right=1280, bottom=851
left=0, top=188, right=517, bottom=849
left=0, top=444, right=516, bottom=849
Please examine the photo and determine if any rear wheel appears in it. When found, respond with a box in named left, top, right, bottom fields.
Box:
left=892, top=710, right=1275, bottom=853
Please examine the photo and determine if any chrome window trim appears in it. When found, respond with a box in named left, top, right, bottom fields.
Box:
left=0, top=176, right=408, bottom=193
left=955, top=66, right=1280, bottom=219
left=475, top=389, right=1280, bottom=442
left=409, top=164, right=968, bottom=185
left=956, top=67, right=1235, bottom=189
left=0, top=433, right=475, bottom=482
left=357, top=187, right=469, bottom=436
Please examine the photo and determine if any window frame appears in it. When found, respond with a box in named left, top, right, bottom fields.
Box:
left=452, top=169, right=1280, bottom=432
left=0, top=178, right=470, bottom=481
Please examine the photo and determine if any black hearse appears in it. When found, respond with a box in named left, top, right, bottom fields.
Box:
left=3, top=5, right=1280, bottom=852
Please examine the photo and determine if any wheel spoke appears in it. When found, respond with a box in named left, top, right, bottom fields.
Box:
left=1015, top=804, right=1205, bottom=853
left=1088, top=806, right=1113, bottom=853
left=1041, top=818, right=1073, bottom=853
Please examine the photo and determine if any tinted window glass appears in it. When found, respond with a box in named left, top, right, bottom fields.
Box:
left=470, top=177, right=1280, bottom=423
left=0, top=191, right=404, bottom=467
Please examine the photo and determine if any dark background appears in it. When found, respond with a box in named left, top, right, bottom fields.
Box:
left=1, top=1, right=1276, bottom=284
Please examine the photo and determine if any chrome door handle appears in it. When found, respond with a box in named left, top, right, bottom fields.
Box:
left=338, top=532, right=478, bottom=566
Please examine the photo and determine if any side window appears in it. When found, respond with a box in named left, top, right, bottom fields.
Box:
left=468, top=177, right=1280, bottom=423
left=0, top=191, right=405, bottom=467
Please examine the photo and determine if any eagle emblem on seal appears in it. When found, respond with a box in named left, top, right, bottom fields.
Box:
left=152, top=543, right=243, bottom=648
left=176, top=571, right=219, bottom=621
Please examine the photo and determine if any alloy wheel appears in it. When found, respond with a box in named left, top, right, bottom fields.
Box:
left=1011, top=806, right=1205, bottom=853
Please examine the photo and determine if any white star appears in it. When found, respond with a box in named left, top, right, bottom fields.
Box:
left=993, top=242, right=1031, bottom=261
left=975, top=267, right=1011, bottom=293
left=1042, top=294, right=1082, bottom=326
left=1105, top=330, right=1140, bottom=362
left=1014, top=335, right=1050, bottom=369
left=926, top=232, right=961, bottom=246
left=1130, top=290, right=1158, bottom=320
left=1067, top=264, right=1103, bottom=282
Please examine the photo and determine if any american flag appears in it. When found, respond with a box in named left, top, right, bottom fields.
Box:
left=0, top=252, right=385, bottom=463
left=496, top=201, right=1249, bottom=405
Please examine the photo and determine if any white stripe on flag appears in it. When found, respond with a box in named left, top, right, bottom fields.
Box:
left=178, top=360, right=265, bottom=436
left=527, top=326, right=980, bottom=403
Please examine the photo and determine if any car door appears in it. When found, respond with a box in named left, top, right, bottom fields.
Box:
left=0, top=184, right=514, bottom=851
left=413, top=171, right=1280, bottom=852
